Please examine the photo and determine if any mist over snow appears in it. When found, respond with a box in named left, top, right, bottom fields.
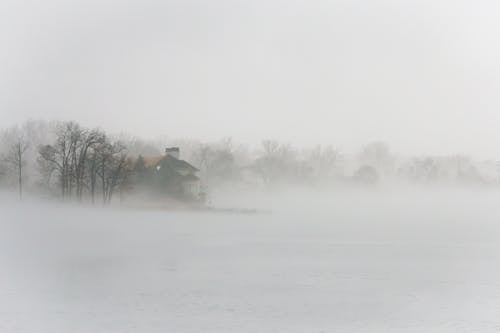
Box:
left=2, top=188, right=500, bottom=332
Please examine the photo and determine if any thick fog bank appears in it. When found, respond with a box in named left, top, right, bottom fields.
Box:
left=1, top=189, right=500, bottom=332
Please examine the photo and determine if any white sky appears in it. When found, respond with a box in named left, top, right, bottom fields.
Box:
left=1, top=0, right=500, bottom=157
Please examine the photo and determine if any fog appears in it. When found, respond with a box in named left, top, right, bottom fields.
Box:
left=2, top=0, right=500, bottom=331
left=2, top=0, right=500, bottom=157
left=2, top=189, right=500, bottom=332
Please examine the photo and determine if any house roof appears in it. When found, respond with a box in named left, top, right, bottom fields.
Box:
left=141, top=156, right=164, bottom=167
left=135, top=155, right=199, bottom=172
left=161, top=155, right=200, bottom=172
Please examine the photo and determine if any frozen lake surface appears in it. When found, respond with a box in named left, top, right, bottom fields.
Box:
left=1, top=189, right=500, bottom=332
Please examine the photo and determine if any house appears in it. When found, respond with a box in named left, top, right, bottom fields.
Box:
left=134, top=147, right=202, bottom=201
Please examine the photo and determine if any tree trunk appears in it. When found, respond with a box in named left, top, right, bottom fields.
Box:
left=17, top=144, right=22, bottom=200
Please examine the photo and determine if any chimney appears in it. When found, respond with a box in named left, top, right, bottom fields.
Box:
left=165, top=147, right=180, bottom=159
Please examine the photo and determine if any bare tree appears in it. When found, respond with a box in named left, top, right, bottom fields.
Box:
left=252, top=140, right=303, bottom=184
left=72, top=129, right=105, bottom=200
left=307, top=145, right=341, bottom=180
left=0, top=121, right=57, bottom=194
left=2, top=135, right=29, bottom=199
left=95, top=140, right=130, bottom=204
left=37, top=122, right=132, bottom=204
left=87, top=145, right=100, bottom=204
left=192, top=139, right=237, bottom=186
left=358, top=141, right=393, bottom=175
left=38, top=122, right=76, bottom=199
left=37, top=122, right=104, bottom=200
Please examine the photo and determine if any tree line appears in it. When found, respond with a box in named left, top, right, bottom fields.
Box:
left=1, top=120, right=499, bottom=203
left=1, top=121, right=131, bottom=203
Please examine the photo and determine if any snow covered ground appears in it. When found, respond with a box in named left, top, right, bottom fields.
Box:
left=1, top=188, right=500, bottom=332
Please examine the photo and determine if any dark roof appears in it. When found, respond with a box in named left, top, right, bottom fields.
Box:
left=161, top=155, right=199, bottom=172
left=134, top=155, right=199, bottom=172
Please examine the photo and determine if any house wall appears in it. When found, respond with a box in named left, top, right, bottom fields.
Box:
left=182, top=180, right=200, bottom=198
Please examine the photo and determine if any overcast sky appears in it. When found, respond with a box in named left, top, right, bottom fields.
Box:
left=1, top=0, right=500, bottom=157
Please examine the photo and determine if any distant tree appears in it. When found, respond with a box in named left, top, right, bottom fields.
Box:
left=307, top=145, right=341, bottom=180
left=404, top=157, right=439, bottom=182
left=38, top=122, right=81, bottom=199
left=0, top=121, right=56, bottom=193
left=450, top=155, right=481, bottom=183
left=0, top=160, right=7, bottom=184
left=87, top=140, right=107, bottom=204
left=37, top=122, right=128, bottom=203
left=192, top=138, right=238, bottom=185
left=252, top=140, right=307, bottom=184
left=1, top=134, right=29, bottom=199
left=36, top=148, right=57, bottom=193
left=252, top=140, right=283, bottom=184
left=353, top=165, right=379, bottom=185
left=72, top=128, right=105, bottom=200
left=130, top=154, right=155, bottom=191
left=116, top=134, right=161, bottom=157
left=358, top=141, right=393, bottom=176
left=95, top=140, right=130, bottom=204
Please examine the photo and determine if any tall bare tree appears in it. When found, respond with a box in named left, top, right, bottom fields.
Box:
left=95, top=140, right=130, bottom=204
left=306, top=145, right=341, bottom=180
left=37, top=122, right=103, bottom=200
left=38, top=122, right=76, bottom=199
left=2, top=136, right=29, bottom=199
